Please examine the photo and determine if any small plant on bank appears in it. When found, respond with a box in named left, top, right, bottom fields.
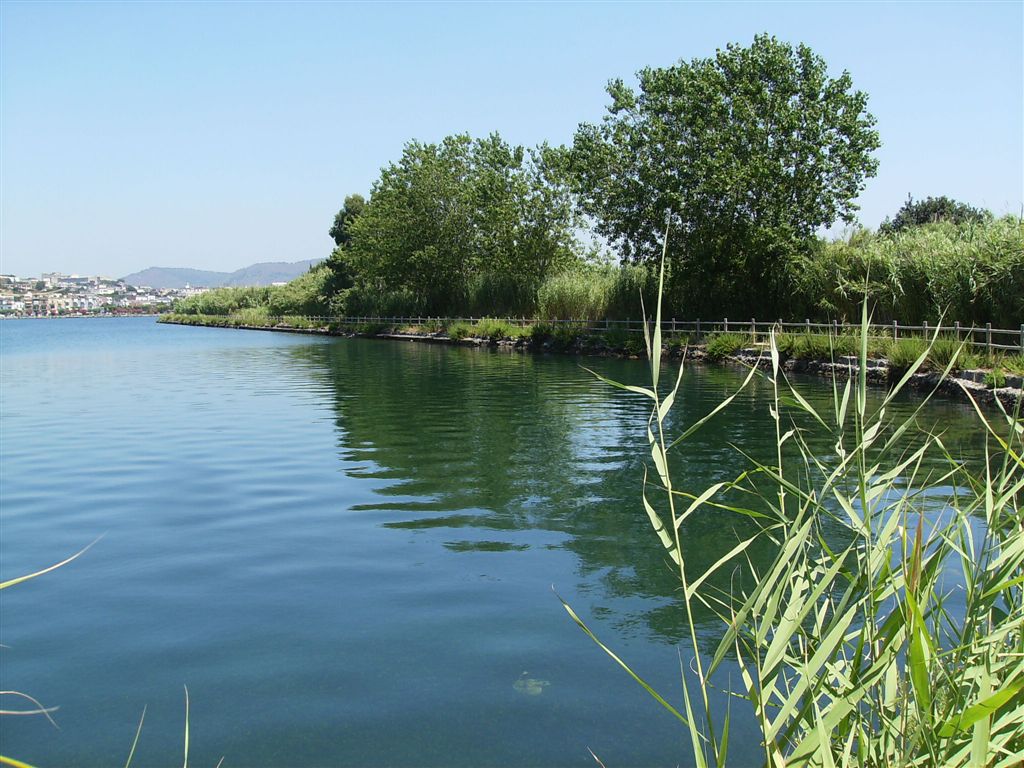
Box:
left=230, top=307, right=271, bottom=326
left=887, top=336, right=929, bottom=370
left=601, top=327, right=630, bottom=350
left=474, top=318, right=517, bottom=341
left=621, top=334, right=645, bottom=357
left=665, top=334, right=689, bottom=355
left=1002, top=354, right=1024, bottom=377
left=529, top=322, right=554, bottom=344
left=446, top=321, right=474, bottom=340
left=703, top=332, right=747, bottom=361
left=352, top=321, right=389, bottom=335
left=279, top=315, right=315, bottom=329
left=927, top=336, right=966, bottom=371
left=984, top=368, right=1007, bottom=388
left=550, top=325, right=582, bottom=351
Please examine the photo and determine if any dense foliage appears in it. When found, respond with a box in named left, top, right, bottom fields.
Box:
left=796, top=216, right=1023, bottom=326
left=338, top=133, right=579, bottom=316
left=328, top=194, right=366, bottom=248
left=569, top=33, right=880, bottom=316
left=879, top=194, right=991, bottom=235
left=173, top=35, right=1020, bottom=330
left=173, top=264, right=331, bottom=317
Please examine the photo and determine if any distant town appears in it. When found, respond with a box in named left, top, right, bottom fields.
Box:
left=0, top=272, right=211, bottom=317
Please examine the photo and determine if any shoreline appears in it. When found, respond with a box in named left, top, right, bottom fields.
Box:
left=158, top=316, right=1023, bottom=411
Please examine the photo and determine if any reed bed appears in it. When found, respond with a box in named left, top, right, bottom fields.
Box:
left=563, top=243, right=1024, bottom=766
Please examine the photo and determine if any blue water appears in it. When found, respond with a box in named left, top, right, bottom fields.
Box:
left=0, top=317, right=986, bottom=767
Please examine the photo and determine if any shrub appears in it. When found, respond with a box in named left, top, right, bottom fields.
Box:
left=529, top=322, right=554, bottom=344
left=601, top=328, right=630, bottom=349
left=474, top=318, right=517, bottom=341
left=536, top=324, right=582, bottom=350
left=887, top=337, right=928, bottom=370
left=704, top=332, right=747, bottom=361
left=774, top=332, right=798, bottom=356
left=1002, top=354, right=1024, bottom=377
left=926, top=337, right=966, bottom=371
left=960, top=351, right=985, bottom=370
left=265, top=265, right=330, bottom=316
left=467, top=272, right=538, bottom=317
left=984, top=368, right=1007, bottom=388
left=446, top=321, right=474, bottom=340
left=621, top=334, right=645, bottom=356
left=666, top=334, right=690, bottom=354
left=230, top=307, right=271, bottom=326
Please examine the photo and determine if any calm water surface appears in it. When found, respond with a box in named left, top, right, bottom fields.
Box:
left=0, top=318, right=986, bottom=767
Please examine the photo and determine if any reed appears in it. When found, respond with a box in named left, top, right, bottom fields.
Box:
left=563, top=237, right=1024, bottom=766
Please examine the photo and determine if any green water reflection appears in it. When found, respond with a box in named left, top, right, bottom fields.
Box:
left=292, top=339, right=988, bottom=649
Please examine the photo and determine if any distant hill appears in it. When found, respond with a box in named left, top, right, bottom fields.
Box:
left=122, top=259, right=324, bottom=289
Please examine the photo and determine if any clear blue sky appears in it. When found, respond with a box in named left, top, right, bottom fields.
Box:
left=2, top=1, right=1021, bottom=278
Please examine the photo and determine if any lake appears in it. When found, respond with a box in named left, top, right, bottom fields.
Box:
left=0, top=317, right=986, bottom=767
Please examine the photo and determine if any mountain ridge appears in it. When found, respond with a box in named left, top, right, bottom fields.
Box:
left=122, top=259, right=324, bottom=289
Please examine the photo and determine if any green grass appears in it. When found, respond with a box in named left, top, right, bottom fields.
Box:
left=927, top=336, right=966, bottom=370
left=1001, top=354, right=1024, bottom=377
left=984, top=369, right=1007, bottom=388
left=888, top=336, right=929, bottom=369
left=446, top=321, right=474, bottom=340
left=473, top=318, right=520, bottom=340
left=704, top=332, right=747, bottom=361
left=565, top=246, right=1024, bottom=767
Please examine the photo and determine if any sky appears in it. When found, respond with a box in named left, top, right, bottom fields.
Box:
left=2, top=1, right=1022, bottom=279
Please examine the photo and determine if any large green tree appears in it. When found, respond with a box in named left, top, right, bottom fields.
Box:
left=345, top=133, right=579, bottom=315
left=570, top=34, right=881, bottom=316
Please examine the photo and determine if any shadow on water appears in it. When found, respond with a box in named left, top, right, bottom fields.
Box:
left=286, top=338, right=991, bottom=652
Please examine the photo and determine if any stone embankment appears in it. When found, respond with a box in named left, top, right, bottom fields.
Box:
left=727, top=349, right=1022, bottom=411
left=160, top=317, right=1022, bottom=411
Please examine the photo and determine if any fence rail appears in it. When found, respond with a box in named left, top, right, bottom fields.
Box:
left=259, top=315, right=1024, bottom=354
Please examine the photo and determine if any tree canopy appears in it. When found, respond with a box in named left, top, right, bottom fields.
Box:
left=344, top=133, right=579, bottom=315
left=569, top=34, right=881, bottom=316
left=328, top=194, right=367, bottom=248
left=879, top=195, right=990, bottom=235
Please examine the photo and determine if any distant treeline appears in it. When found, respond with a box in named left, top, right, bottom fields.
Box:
left=173, top=35, right=1023, bottom=328
left=174, top=216, right=1023, bottom=327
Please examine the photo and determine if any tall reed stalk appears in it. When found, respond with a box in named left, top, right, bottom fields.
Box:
left=563, top=235, right=1024, bottom=766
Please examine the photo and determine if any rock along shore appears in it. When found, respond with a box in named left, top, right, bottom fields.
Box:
left=159, top=317, right=1022, bottom=412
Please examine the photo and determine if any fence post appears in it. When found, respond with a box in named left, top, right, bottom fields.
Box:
left=724, top=317, right=729, bottom=333
left=893, top=320, right=898, bottom=341
left=672, top=317, right=676, bottom=333
left=987, top=323, right=993, bottom=354
left=750, top=317, right=756, bottom=342
left=923, top=320, right=929, bottom=339
left=955, top=321, right=961, bottom=341
left=805, top=318, right=811, bottom=334
left=833, top=319, right=839, bottom=338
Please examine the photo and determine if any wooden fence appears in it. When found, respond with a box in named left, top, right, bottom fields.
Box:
left=278, top=315, right=1024, bottom=354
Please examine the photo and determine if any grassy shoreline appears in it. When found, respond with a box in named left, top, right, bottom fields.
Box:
left=159, top=313, right=1021, bottom=409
